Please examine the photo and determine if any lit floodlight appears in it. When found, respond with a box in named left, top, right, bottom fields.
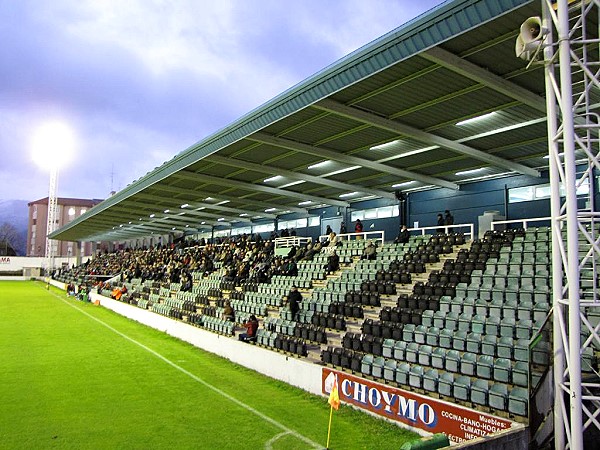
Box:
left=31, top=121, right=76, bottom=170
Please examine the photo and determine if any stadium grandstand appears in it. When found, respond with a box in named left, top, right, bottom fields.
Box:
left=34, top=0, right=600, bottom=448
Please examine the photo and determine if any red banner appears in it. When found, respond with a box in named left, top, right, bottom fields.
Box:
left=322, top=368, right=513, bottom=443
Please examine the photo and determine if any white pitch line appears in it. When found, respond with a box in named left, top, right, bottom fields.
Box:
left=265, top=431, right=294, bottom=450
left=43, top=286, right=322, bottom=450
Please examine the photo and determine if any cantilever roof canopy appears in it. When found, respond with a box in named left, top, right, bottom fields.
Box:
left=51, top=0, right=580, bottom=243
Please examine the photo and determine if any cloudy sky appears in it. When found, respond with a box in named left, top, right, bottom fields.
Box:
left=0, top=0, right=446, bottom=203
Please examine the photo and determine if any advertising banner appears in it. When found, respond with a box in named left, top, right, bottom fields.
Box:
left=322, top=368, right=513, bottom=443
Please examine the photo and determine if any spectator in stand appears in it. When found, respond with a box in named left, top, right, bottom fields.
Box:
left=355, top=219, right=364, bottom=236
left=239, top=315, right=259, bottom=342
left=282, top=258, right=298, bottom=277
left=361, top=241, right=377, bottom=260
left=180, top=274, right=192, bottom=292
left=325, top=225, right=333, bottom=236
left=222, top=301, right=235, bottom=322
left=394, top=225, right=410, bottom=244
left=437, top=213, right=445, bottom=233
left=340, top=221, right=347, bottom=234
left=326, top=250, right=340, bottom=274
left=301, top=243, right=316, bottom=261
left=444, top=210, right=454, bottom=226
left=287, top=286, right=303, bottom=321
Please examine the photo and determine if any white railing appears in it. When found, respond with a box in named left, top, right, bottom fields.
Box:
left=491, top=216, right=552, bottom=230
left=319, top=231, right=385, bottom=246
left=274, top=236, right=312, bottom=250
left=408, top=223, right=474, bottom=241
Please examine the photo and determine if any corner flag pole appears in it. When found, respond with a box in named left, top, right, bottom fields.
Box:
left=326, top=403, right=334, bottom=449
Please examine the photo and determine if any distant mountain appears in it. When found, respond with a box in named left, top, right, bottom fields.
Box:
left=0, top=199, right=29, bottom=255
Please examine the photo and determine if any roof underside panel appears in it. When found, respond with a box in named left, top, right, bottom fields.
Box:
left=50, top=0, right=551, bottom=242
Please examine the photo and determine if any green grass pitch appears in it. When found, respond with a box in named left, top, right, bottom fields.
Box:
left=0, top=281, right=418, bottom=449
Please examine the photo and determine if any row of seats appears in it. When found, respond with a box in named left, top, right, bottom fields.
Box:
left=360, top=356, right=528, bottom=416
left=438, top=297, right=549, bottom=321
left=420, top=311, right=543, bottom=339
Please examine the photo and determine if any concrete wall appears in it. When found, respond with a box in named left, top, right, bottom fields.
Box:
left=0, top=256, right=90, bottom=273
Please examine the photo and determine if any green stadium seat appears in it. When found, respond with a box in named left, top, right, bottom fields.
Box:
left=438, top=372, right=454, bottom=397
left=423, top=368, right=439, bottom=393
left=489, top=383, right=508, bottom=411
left=508, top=387, right=529, bottom=417
left=454, top=375, right=471, bottom=401
left=471, top=379, right=489, bottom=406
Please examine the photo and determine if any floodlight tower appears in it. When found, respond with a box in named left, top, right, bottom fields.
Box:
left=32, top=121, right=76, bottom=277
left=517, top=1, right=600, bottom=448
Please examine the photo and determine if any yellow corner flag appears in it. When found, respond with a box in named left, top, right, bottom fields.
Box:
left=328, top=375, right=340, bottom=410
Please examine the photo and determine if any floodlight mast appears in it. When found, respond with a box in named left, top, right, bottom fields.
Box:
left=45, top=166, right=59, bottom=276
left=537, top=0, right=600, bottom=449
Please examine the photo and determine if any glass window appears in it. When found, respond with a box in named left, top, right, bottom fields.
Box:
left=308, top=216, right=320, bottom=227
left=296, top=218, right=307, bottom=228
left=508, top=186, right=534, bottom=203
left=377, top=206, right=394, bottom=218
left=254, top=223, right=275, bottom=233
left=351, top=211, right=364, bottom=221
left=534, top=185, right=551, bottom=199
left=364, top=209, right=377, bottom=219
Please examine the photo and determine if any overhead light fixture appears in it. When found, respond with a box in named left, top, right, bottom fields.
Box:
left=298, top=201, right=313, bottom=206
left=323, top=165, right=361, bottom=177
left=263, top=175, right=283, bottom=183
left=164, top=209, right=170, bottom=213
left=543, top=153, right=565, bottom=159
left=172, top=227, right=176, bottom=230
left=149, top=213, right=155, bottom=218
left=185, top=225, right=189, bottom=228
left=119, top=224, right=123, bottom=227
left=392, top=181, right=415, bottom=188
left=279, top=180, right=305, bottom=189
left=201, top=221, right=206, bottom=225
left=308, top=160, right=331, bottom=170
left=239, top=213, right=249, bottom=217
left=339, top=192, right=359, bottom=198
left=265, top=208, right=277, bottom=212
left=180, top=203, right=189, bottom=208
left=128, top=221, right=132, bottom=224
left=204, top=197, right=214, bottom=201
left=456, top=112, right=496, bottom=126
left=370, top=139, right=401, bottom=151
left=217, top=218, right=225, bottom=221
left=455, top=168, right=486, bottom=176
left=215, top=200, right=230, bottom=205
left=459, top=171, right=514, bottom=183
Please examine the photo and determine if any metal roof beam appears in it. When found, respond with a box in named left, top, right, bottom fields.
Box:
left=421, top=46, right=546, bottom=113
left=151, top=184, right=309, bottom=215
left=133, top=193, right=266, bottom=220
left=110, top=202, right=252, bottom=224
left=249, top=132, right=458, bottom=190
left=314, top=99, right=540, bottom=178
left=173, top=170, right=350, bottom=208
left=206, top=154, right=397, bottom=200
